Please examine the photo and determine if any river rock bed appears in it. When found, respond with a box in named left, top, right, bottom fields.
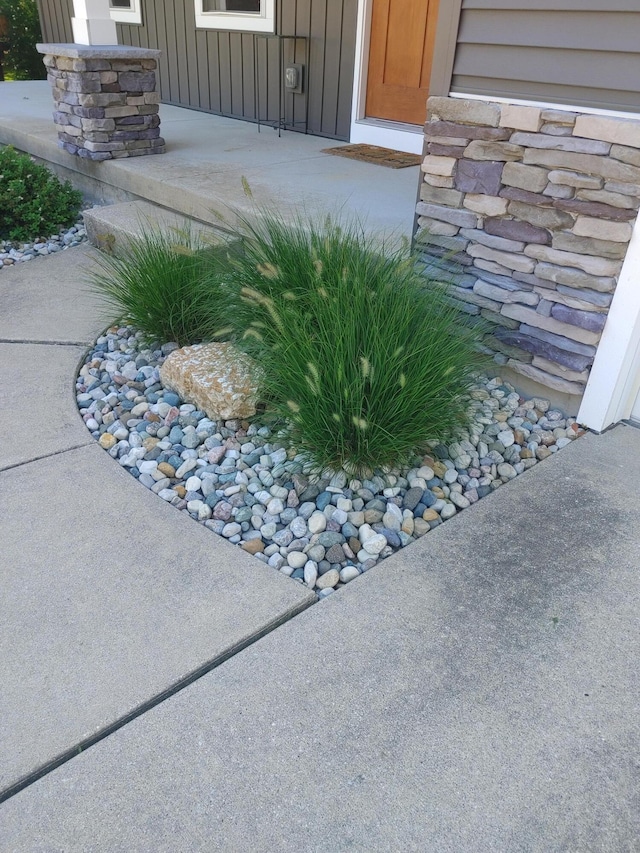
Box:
left=76, top=325, right=584, bottom=597
left=0, top=220, right=87, bottom=269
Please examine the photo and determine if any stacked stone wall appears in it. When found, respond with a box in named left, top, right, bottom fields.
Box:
left=40, top=47, right=165, bottom=161
left=415, top=97, right=640, bottom=397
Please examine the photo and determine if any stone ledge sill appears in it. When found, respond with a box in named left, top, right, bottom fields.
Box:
left=37, top=44, right=161, bottom=60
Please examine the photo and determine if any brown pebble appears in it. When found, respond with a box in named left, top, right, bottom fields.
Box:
left=241, top=539, right=265, bottom=555
left=173, top=485, right=186, bottom=498
left=401, top=518, right=415, bottom=535
left=432, top=462, right=447, bottom=478
left=98, top=433, right=117, bottom=450
left=157, top=462, right=175, bottom=478
left=316, top=569, right=340, bottom=590
left=422, top=508, right=439, bottom=522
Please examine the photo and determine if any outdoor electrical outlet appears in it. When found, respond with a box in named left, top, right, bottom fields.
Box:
left=285, top=64, right=304, bottom=94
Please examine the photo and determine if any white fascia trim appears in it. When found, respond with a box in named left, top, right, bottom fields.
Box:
left=450, top=92, right=640, bottom=122
left=194, top=0, right=274, bottom=32
left=109, top=1, right=142, bottom=25
left=350, top=120, right=423, bottom=155
left=577, top=217, right=640, bottom=432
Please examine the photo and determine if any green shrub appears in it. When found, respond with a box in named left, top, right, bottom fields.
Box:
left=0, top=0, right=47, bottom=81
left=0, top=146, right=82, bottom=241
left=222, top=213, right=487, bottom=477
left=89, top=227, right=235, bottom=347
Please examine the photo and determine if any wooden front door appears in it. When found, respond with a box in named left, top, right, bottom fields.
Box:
left=365, top=0, right=439, bottom=125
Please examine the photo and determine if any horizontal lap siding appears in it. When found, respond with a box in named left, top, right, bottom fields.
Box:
left=452, top=2, right=640, bottom=113
left=38, top=0, right=356, bottom=139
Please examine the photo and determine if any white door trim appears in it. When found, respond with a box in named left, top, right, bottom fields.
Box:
left=577, top=214, right=640, bottom=432
left=349, top=0, right=424, bottom=155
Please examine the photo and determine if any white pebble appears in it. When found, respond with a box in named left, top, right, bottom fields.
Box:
left=304, top=561, right=318, bottom=588
left=340, top=566, right=360, bottom=583
left=308, top=511, right=327, bottom=535
left=362, top=534, right=387, bottom=555
left=287, top=551, right=307, bottom=569
left=417, top=466, right=434, bottom=480
left=266, top=498, right=284, bottom=515
left=175, top=458, right=197, bottom=478
left=498, top=430, right=515, bottom=447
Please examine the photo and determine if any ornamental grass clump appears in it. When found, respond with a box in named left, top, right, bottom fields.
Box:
left=89, top=227, right=234, bottom=347
left=0, top=146, right=82, bottom=242
left=224, top=213, right=487, bottom=477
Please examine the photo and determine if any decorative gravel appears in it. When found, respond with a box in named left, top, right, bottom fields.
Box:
left=0, top=220, right=87, bottom=269
left=76, top=325, right=584, bottom=597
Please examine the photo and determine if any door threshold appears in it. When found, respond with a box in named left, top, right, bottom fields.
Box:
left=349, top=118, right=424, bottom=155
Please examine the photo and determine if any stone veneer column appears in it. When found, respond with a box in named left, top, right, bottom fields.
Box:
left=414, top=97, right=640, bottom=400
left=37, top=44, right=165, bottom=161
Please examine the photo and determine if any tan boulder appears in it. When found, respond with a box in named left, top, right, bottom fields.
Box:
left=160, top=342, right=259, bottom=421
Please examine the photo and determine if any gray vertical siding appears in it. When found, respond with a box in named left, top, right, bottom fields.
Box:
left=452, top=1, right=640, bottom=112
left=37, top=0, right=356, bottom=139
left=37, top=0, right=74, bottom=43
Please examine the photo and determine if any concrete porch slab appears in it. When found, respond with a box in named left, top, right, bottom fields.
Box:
left=0, top=443, right=314, bottom=799
left=2, top=426, right=639, bottom=850
left=0, top=82, right=419, bottom=238
left=0, top=343, right=92, bottom=470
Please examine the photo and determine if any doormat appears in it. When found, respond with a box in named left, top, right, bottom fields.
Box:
left=321, top=143, right=422, bottom=168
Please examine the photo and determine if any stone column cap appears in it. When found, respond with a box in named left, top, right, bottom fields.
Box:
left=37, top=43, right=161, bottom=59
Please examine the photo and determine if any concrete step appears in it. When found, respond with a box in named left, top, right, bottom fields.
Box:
left=82, top=200, right=232, bottom=255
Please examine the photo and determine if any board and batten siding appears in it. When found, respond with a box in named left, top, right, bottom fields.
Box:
left=37, top=0, right=356, bottom=139
left=38, top=0, right=74, bottom=44
left=452, top=0, right=640, bottom=113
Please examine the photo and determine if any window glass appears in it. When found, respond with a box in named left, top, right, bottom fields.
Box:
left=203, top=1, right=261, bottom=11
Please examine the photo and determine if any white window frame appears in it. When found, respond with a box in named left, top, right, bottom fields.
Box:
left=194, top=0, right=275, bottom=33
left=109, top=0, right=142, bottom=25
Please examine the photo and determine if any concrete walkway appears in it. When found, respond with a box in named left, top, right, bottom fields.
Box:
left=1, top=245, right=639, bottom=850
left=0, top=246, right=314, bottom=799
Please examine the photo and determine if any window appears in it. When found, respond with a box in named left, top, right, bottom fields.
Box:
left=194, top=0, right=275, bottom=32
left=109, top=0, right=142, bottom=25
